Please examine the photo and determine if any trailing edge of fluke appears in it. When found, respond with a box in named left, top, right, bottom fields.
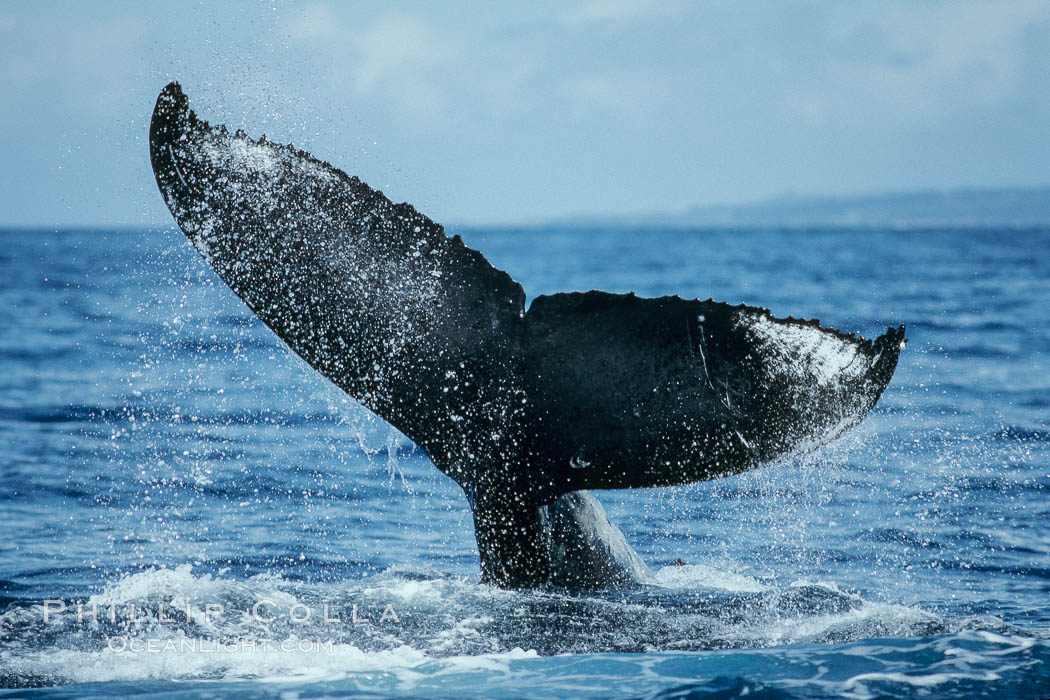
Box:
left=149, top=82, right=905, bottom=588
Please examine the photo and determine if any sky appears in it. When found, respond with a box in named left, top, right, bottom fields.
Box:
left=1, top=0, right=1048, bottom=228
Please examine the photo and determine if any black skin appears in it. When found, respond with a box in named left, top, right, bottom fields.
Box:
left=149, top=82, right=905, bottom=588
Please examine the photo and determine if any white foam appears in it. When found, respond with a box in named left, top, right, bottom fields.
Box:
left=842, top=669, right=1002, bottom=692
left=750, top=599, right=940, bottom=647
left=649, top=563, right=768, bottom=592
left=0, top=642, right=539, bottom=687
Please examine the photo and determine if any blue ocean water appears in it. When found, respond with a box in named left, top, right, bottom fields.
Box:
left=1, top=225, right=1048, bottom=698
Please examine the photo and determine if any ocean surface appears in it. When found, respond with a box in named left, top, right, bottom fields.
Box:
left=1, top=225, right=1048, bottom=698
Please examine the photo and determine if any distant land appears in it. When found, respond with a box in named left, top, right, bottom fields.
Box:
left=556, top=187, right=1050, bottom=228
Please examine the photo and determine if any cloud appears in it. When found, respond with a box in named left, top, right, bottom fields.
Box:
left=353, top=13, right=456, bottom=93
left=562, top=70, right=672, bottom=121
left=787, top=0, right=1050, bottom=125
left=4, top=1, right=1048, bottom=226
left=0, top=9, right=150, bottom=125
left=874, top=0, right=1049, bottom=103
left=560, top=0, right=680, bottom=26
left=287, top=4, right=458, bottom=117
left=288, top=2, right=339, bottom=40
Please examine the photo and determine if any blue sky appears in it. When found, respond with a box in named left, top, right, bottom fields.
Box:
left=1, top=0, right=1048, bottom=227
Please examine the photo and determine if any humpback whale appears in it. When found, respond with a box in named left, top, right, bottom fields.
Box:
left=149, top=82, right=905, bottom=589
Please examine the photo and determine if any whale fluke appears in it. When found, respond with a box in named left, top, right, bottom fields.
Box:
left=149, top=82, right=905, bottom=588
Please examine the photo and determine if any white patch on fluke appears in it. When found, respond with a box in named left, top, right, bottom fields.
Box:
left=741, top=314, right=862, bottom=385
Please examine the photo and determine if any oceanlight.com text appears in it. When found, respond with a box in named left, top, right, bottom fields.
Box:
left=107, top=637, right=335, bottom=654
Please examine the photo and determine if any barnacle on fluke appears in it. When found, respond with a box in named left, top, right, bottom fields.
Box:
left=150, top=82, right=905, bottom=589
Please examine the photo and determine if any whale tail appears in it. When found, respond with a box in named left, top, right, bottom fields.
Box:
left=150, top=82, right=905, bottom=588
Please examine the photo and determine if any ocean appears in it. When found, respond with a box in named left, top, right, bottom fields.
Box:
left=1, top=225, right=1048, bottom=698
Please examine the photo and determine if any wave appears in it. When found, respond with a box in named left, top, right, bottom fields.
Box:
left=1, top=564, right=1034, bottom=692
